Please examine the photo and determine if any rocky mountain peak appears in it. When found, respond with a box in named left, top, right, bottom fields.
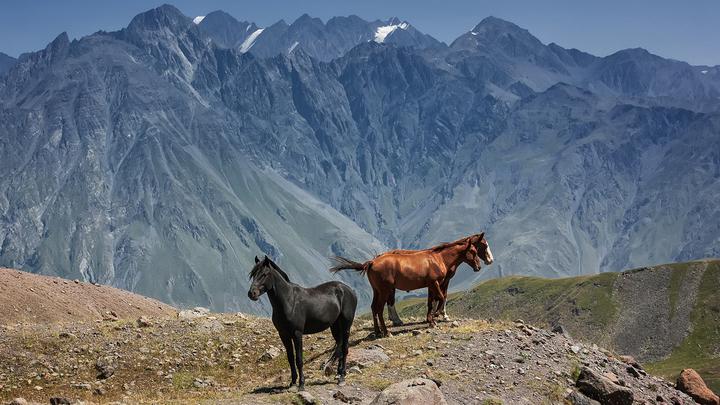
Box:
left=126, top=4, right=191, bottom=34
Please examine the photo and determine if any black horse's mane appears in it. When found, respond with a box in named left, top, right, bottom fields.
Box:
left=249, top=259, right=291, bottom=283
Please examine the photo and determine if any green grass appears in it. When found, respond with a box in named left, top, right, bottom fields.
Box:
left=647, top=261, right=720, bottom=393
left=667, top=263, right=690, bottom=320
left=396, top=271, right=619, bottom=345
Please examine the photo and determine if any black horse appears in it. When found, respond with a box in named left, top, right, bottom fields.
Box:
left=248, top=255, right=357, bottom=390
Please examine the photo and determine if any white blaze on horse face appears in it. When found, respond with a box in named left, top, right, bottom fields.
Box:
left=486, top=245, right=494, bottom=264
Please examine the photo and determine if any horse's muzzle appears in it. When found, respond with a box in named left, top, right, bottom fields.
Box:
left=248, top=290, right=260, bottom=301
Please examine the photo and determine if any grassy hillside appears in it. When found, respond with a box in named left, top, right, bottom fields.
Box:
left=395, top=259, right=720, bottom=392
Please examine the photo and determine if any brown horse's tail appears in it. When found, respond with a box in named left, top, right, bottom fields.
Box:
left=329, top=256, right=369, bottom=275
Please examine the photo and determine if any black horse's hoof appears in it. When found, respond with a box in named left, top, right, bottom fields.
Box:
left=288, top=384, right=299, bottom=393
left=337, top=379, right=346, bottom=387
left=298, top=385, right=305, bottom=392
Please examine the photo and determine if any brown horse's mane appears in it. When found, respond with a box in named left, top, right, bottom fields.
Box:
left=381, top=235, right=477, bottom=256
left=429, top=235, right=473, bottom=252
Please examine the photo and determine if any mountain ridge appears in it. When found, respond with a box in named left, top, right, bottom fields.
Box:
left=0, top=5, right=718, bottom=314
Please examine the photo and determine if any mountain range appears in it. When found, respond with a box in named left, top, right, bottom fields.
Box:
left=0, top=4, right=718, bottom=313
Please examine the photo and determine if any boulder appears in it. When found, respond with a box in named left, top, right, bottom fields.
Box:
left=576, top=367, right=633, bottom=405
left=347, top=347, right=390, bottom=369
left=676, top=369, right=720, bottom=405
left=370, top=378, right=447, bottom=405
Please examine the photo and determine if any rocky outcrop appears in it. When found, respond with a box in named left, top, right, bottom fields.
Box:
left=677, top=369, right=720, bottom=405
left=575, top=367, right=634, bottom=405
left=369, top=378, right=447, bottom=405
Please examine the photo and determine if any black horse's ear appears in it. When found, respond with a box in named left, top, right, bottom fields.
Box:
left=254, top=256, right=260, bottom=264
left=478, top=232, right=485, bottom=240
left=263, top=255, right=269, bottom=263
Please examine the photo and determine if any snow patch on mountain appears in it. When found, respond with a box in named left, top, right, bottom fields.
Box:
left=374, top=22, right=409, bottom=43
left=240, top=28, right=264, bottom=52
left=192, top=16, right=205, bottom=25
left=288, top=41, right=300, bottom=54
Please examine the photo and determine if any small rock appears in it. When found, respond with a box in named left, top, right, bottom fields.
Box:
left=178, top=307, right=210, bottom=320
left=566, top=390, right=601, bottom=405
left=49, top=398, right=71, bottom=405
left=618, top=355, right=642, bottom=370
left=347, top=366, right=362, bottom=374
left=95, top=357, right=116, bottom=380
left=137, top=316, right=152, bottom=327
left=259, top=346, right=282, bottom=362
left=334, top=390, right=361, bottom=403
left=370, top=378, right=447, bottom=405
left=9, top=399, right=28, bottom=405
left=570, top=345, right=581, bottom=354
left=626, top=366, right=641, bottom=378
left=552, top=324, right=566, bottom=334
left=296, top=391, right=318, bottom=404
left=450, top=321, right=460, bottom=328
left=676, top=368, right=720, bottom=405
left=346, top=348, right=390, bottom=368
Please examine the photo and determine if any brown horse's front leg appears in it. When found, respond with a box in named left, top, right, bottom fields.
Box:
left=426, top=293, right=436, bottom=325
left=427, top=281, right=444, bottom=327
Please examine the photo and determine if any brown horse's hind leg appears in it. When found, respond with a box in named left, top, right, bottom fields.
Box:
left=373, top=289, right=390, bottom=337
left=370, top=290, right=383, bottom=337
left=387, top=289, right=404, bottom=326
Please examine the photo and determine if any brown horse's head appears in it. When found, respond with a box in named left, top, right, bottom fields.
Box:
left=464, top=233, right=494, bottom=272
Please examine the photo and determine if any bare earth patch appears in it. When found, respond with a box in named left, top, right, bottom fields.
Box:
left=0, top=268, right=175, bottom=324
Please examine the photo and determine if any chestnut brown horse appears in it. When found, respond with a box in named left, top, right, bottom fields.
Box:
left=330, top=233, right=494, bottom=337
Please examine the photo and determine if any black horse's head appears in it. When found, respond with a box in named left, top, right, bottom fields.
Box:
left=248, top=255, right=290, bottom=301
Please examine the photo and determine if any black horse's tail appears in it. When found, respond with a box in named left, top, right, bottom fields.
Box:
left=329, top=256, right=369, bottom=275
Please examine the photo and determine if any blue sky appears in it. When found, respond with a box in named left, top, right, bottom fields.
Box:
left=1, top=0, right=718, bottom=66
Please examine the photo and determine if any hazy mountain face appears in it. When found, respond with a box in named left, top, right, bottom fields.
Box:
left=0, top=52, right=16, bottom=75
left=0, top=5, right=718, bottom=311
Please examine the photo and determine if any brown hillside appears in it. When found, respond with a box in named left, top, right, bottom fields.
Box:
left=0, top=268, right=176, bottom=324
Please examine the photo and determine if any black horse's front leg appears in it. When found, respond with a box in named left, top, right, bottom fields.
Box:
left=292, top=331, right=305, bottom=390
left=280, top=334, right=297, bottom=388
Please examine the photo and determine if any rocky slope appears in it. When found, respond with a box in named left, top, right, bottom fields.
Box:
left=396, top=259, right=720, bottom=393
left=0, top=4, right=719, bottom=313
left=0, top=313, right=700, bottom=404
left=0, top=268, right=175, bottom=324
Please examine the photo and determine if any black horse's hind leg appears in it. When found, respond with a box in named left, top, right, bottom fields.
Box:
left=338, top=318, right=351, bottom=384
left=322, top=324, right=342, bottom=374
left=280, top=334, right=297, bottom=387
left=292, top=331, right=305, bottom=390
